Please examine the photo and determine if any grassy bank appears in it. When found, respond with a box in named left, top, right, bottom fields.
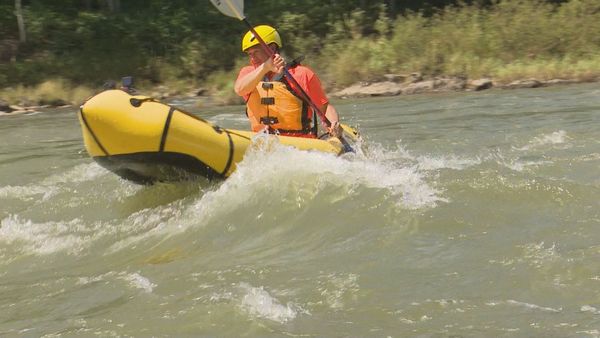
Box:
left=314, top=0, right=600, bottom=87
left=2, top=0, right=600, bottom=106
left=0, top=79, right=92, bottom=107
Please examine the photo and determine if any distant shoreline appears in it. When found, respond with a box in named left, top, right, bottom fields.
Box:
left=1, top=75, right=599, bottom=116
left=330, top=75, right=593, bottom=99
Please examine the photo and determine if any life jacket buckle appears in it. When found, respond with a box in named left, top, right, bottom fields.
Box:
left=261, top=97, right=275, bottom=105
left=261, top=83, right=274, bottom=90
left=260, top=116, right=279, bottom=125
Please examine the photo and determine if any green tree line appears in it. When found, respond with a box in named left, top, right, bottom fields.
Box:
left=1, top=0, right=599, bottom=100
left=0, top=0, right=482, bottom=87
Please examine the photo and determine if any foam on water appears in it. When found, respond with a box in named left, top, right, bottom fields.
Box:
left=199, top=135, right=446, bottom=211
left=0, top=215, right=91, bottom=257
left=364, top=139, right=482, bottom=172
left=515, top=130, right=571, bottom=151
left=76, top=271, right=156, bottom=293
left=0, top=184, right=59, bottom=202
left=0, top=163, right=111, bottom=202
left=520, top=241, right=559, bottom=268
left=503, top=300, right=562, bottom=313
left=106, top=203, right=190, bottom=253
left=239, top=282, right=305, bottom=323
left=2, top=134, right=449, bottom=257
left=581, top=305, right=600, bottom=315
left=1, top=199, right=185, bottom=259
left=316, top=272, right=360, bottom=310
left=2, top=129, right=571, bottom=268
left=415, top=154, right=481, bottom=171
left=122, top=272, right=156, bottom=293
left=40, top=163, right=110, bottom=185
left=499, top=158, right=553, bottom=172
left=0, top=212, right=163, bottom=264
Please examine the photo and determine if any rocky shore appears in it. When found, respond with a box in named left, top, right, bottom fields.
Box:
left=0, top=99, right=73, bottom=116
left=0, top=86, right=214, bottom=116
left=330, top=73, right=584, bottom=98
left=0, top=75, right=594, bottom=116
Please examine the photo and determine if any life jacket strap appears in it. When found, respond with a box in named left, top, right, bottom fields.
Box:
left=260, top=97, right=275, bottom=105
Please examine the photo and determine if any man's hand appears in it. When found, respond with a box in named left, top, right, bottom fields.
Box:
left=264, top=53, right=285, bottom=75
left=328, top=121, right=342, bottom=138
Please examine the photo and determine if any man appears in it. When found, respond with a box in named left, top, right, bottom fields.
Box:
left=234, top=25, right=341, bottom=138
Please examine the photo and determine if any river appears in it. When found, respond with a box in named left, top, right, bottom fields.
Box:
left=1, top=83, right=599, bottom=337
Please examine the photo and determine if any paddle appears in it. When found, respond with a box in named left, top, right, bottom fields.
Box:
left=210, top=0, right=356, bottom=153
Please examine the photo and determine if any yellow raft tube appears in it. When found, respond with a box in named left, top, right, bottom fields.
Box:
left=78, top=89, right=353, bottom=184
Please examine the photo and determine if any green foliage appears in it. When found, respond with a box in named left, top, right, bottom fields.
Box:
left=2, top=0, right=600, bottom=95
left=277, top=12, right=321, bottom=57
left=0, top=4, right=15, bottom=38
left=321, top=0, right=600, bottom=87
left=204, top=58, right=247, bottom=105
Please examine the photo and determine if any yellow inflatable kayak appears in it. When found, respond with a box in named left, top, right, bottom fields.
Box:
left=78, top=90, right=354, bottom=183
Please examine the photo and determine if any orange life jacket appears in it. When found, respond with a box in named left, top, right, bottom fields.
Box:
left=246, top=80, right=316, bottom=137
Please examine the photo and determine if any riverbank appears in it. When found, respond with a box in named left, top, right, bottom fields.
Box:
left=330, top=74, right=590, bottom=98
left=4, top=0, right=600, bottom=116
left=1, top=74, right=597, bottom=116
left=4, top=0, right=600, bottom=108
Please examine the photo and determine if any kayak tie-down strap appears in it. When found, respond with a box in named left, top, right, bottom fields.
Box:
left=79, top=108, right=109, bottom=156
left=159, top=107, right=176, bottom=152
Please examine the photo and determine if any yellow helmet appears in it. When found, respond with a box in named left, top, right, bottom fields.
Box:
left=242, top=25, right=282, bottom=52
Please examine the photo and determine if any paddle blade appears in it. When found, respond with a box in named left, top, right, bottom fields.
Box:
left=210, top=0, right=245, bottom=20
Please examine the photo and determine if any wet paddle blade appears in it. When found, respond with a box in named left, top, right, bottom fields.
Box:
left=210, top=0, right=245, bottom=20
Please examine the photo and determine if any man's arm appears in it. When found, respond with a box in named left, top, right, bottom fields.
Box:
left=234, top=54, right=285, bottom=96
left=322, top=103, right=342, bottom=137
left=323, top=103, right=338, bottom=124
left=235, top=63, right=268, bottom=97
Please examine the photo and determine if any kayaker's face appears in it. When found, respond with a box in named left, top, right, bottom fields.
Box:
left=246, top=44, right=276, bottom=67
left=246, top=46, right=266, bottom=65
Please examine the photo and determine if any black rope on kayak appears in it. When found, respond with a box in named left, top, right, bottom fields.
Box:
left=79, top=108, right=109, bottom=156
left=159, top=107, right=176, bottom=152
left=220, top=130, right=235, bottom=176
left=226, top=130, right=251, bottom=140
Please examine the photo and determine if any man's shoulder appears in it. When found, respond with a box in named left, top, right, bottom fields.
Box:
left=236, top=65, right=257, bottom=84
left=291, top=64, right=314, bottom=73
left=239, top=65, right=254, bottom=74
left=289, top=64, right=317, bottom=79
